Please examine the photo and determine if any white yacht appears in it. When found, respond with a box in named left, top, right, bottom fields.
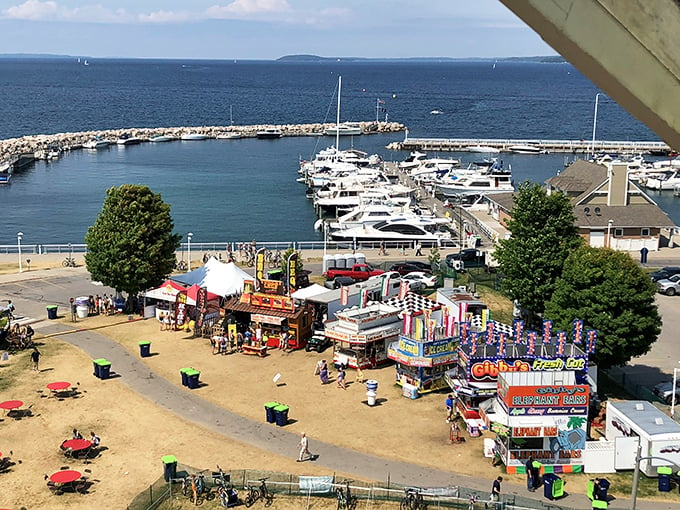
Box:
left=398, top=151, right=428, bottom=171
left=330, top=218, right=451, bottom=245
left=116, top=134, right=142, bottom=146
left=645, top=170, right=680, bottom=191
left=467, top=145, right=500, bottom=154
left=508, top=144, right=543, bottom=154
left=329, top=203, right=444, bottom=231
left=315, top=183, right=413, bottom=213
left=180, top=133, right=209, bottom=141
left=324, top=122, right=362, bottom=136
left=83, top=138, right=111, bottom=149
left=436, top=161, right=513, bottom=196
left=256, top=128, right=282, bottom=139
left=149, top=135, right=177, bottom=143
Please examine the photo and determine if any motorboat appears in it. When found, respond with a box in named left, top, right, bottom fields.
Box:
left=430, top=109, right=443, bottom=115
left=180, top=133, right=209, bottom=141
left=116, top=134, right=142, bottom=145
left=256, top=128, right=282, bottom=139
left=398, top=151, right=428, bottom=171
left=329, top=202, right=444, bottom=231
left=645, top=170, right=680, bottom=191
left=315, top=184, right=413, bottom=213
left=508, top=144, right=543, bottom=154
left=0, top=173, right=11, bottom=185
left=330, top=217, right=451, bottom=245
left=436, top=161, right=514, bottom=196
left=217, top=132, right=242, bottom=140
left=83, top=138, right=111, bottom=149
left=467, top=145, right=500, bottom=154
left=150, top=135, right=178, bottom=143
left=324, top=122, right=362, bottom=136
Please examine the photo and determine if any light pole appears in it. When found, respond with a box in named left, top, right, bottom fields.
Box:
left=187, top=233, right=193, bottom=272
left=17, top=232, right=23, bottom=272
left=591, top=93, right=601, bottom=159
left=607, top=219, right=613, bottom=249
left=672, top=362, right=680, bottom=417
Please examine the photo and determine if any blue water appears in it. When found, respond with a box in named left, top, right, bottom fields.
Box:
left=0, top=59, right=671, bottom=245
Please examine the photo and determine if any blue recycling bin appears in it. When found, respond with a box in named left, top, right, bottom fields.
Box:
left=180, top=367, right=192, bottom=386
left=93, top=358, right=107, bottom=378
left=264, top=402, right=279, bottom=423
left=274, top=404, right=289, bottom=426
left=139, top=341, right=151, bottom=358
left=46, top=305, right=58, bottom=319
left=658, top=466, right=672, bottom=492
left=543, top=473, right=563, bottom=500
left=99, top=360, right=112, bottom=380
left=186, top=369, right=200, bottom=389
left=162, top=454, right=177, bottom=482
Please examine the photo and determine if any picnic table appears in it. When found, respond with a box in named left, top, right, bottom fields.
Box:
left=0, top=400, right=23, bottom=416
left=62, top=439, right=91, bottom=452
left=46, top=381, right=73, bottom=397
left=242, top=344, right=267, bottom=357
left=48, top=469, right=84, bottom=493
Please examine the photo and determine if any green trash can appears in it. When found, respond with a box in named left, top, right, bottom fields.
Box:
left=264, top=402, right=279, bottom=423
left=46, top=305, right=58, bottom=319
left=186, top=369, right=201, bottom=389
left=180, top=367, right=192, bottom=386
left=139, top=341, right=151, bottom=358
left=98, top=360, right=112, bottom=379
left=162, top=454, right=177, bottom=482
left=274, top=404, right=289, bottom=426
left=93, top=358, right=107, bottom=378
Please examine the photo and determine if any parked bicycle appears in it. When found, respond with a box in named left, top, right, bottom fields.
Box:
left=62, top=257, right=77, bottom=267
left=175, top=260, right=187, bottom=271
left=244, top=477, right=273, bottom=507
left=336, top=479, right=357, bottom=510
left=265, top=249, right=282, bottom=268
left=400, top=487, right=426, bottom=510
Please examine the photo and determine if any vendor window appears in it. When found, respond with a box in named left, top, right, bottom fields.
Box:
left=509, top=437, right=543, bottom=450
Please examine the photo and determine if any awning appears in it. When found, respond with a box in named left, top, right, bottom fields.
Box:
left=291, top=283, right=328, bottom=300
left=223, top=296, right=302, bottom=321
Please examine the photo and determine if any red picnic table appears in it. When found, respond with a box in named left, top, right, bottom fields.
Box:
left=62, top=439, right=91, bottom=452
left=0, top=400, right=23, bottom=415
left=46, top=381, right=73, bottom=397
left=50, top=470, right=81, bottom=484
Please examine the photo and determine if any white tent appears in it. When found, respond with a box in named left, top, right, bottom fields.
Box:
left=171, top=258, right=253, bottom=297
left=291, top=283, right=328, bottom=301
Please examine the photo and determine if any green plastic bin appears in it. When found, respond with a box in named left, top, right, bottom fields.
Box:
left=186, top=369, right=201, bottom=389
left=265, top=402, right=279, bottom=423
left=139, top=341, right=151, bottom=358
left=162, top=454, right=177, bottom=482
left=180, top=367, right=193, bottom=386
left=274, top=404, right=289, bottom=426
left=93, top=358, right=107, bottom=378
left=46, top=305, right=58, bottom=319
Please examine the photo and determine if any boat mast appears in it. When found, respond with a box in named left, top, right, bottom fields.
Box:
left=336, top=75, right=342, bottom=152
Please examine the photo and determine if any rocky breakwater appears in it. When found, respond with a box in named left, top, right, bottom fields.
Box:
left=0, top=121, right=405, bottom=163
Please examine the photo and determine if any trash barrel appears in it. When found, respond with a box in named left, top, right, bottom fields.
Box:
left=139, top=341, right=151, bottom=358
left=180, top=367, right=192, bottom=387
left=366, top=390, right=377, bottom=406
left=93, top=358, right=107, bottom=378
left=264, top=402, right=279, bottom=423
left=543, top=473, right=562, bottom=500
left=658, top=466, right=672, bottom=492
left=596, top=478, right=610, bottom=500
left=75, top=296, right=90, bottom=318
left=46, top=305, right=58, bottom=320
left=186, top=369, right=201, bottom=389
left=592, top=500, right=608, bottom=509
left=274, top=404, right=289, bottom=426
left=366, top=380, right=378, bottom=392
left=162, top=454, right=177, bottom=482
left=98, top=360, right=112, bottom=380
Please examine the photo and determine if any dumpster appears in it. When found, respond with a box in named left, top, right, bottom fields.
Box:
left=139, top=341, right=151, bottom=358
left=186, top=369, right=201, bottom=389
left=264, top=402, right=279, bottom=423
left=658, top=466, right=672, bottom=492
left=274, top=404, right=289, bottom=426
left=46, top=305, right=58, bottom=320
left=180, top=367, right=192, bottom=386
left=543, top=473, right=564, bottom=500
left=161, top=454, right=177, bottom=482
left=93, top=358, right=107, bottom=378
left=98, top=360, right=112, bottom=380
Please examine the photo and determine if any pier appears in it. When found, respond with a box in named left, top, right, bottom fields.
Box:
left=387, top=137, right=672, bottom=155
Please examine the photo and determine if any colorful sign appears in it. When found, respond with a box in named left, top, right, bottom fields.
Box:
left=174, top=290, right=187, bottom=328
left=251, top=313, right=286, bottom=326
left=340, top=285, right=349, bottom=306
left=502, top=385, right=589, bottom=409
left=468, top=356, right=588, bottom=383
left=249, top=293, right=295, bottom=312
left=255, top=248, right=266, bottom=290
left=260, top=279, right=284, bottom=294
left=195, top=286, right=208, bottom=332
left=287, top=252, right=297, bottom=294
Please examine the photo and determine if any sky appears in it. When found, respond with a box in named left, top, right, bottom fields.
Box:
left=0, top=0, right=557, bottom=60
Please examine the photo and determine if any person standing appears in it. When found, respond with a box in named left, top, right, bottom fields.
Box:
left=525, top=457, right=535, bottom=492
left=445, top=394, right=455, bottom=423
left=319, top=360, right=329, bottom=384
left=297, top=431, right=311, bottom=462
left=31, top=347, right=41, bottom=372
left=489, top=476, right=502, bottom=508
left=336, top=365, right=347, bottom=389
left=6, top=300, right=15, bottom=320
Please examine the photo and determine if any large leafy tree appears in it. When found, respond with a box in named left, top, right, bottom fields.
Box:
left=85, top=185, right=181, bottom=301
left=544, top=246, right=660, bottom=369
left=494, top=182, right=582, bottom=322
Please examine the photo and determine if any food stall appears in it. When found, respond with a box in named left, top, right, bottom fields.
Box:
left=324, top=303, right=401, bottom=369
left=489, top=371, right=589, bottom=474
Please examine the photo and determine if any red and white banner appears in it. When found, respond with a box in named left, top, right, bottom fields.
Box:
left=340, top=285, right=349, bottom=306
left=398, top=280, right=409, bottom=300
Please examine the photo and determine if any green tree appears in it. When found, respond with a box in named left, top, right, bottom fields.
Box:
left=544, top=246, right=661, bottom=369
left=428, top=245, right=441, bottom=273
left=85, top=185, right=181, bottom=306
left=494, top=182, right=582, bottom=322
left=279, top=247, right=304, bottom=274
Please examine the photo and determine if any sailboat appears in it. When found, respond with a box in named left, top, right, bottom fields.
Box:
left=323, top=77, right=362, bottom=137
left=217, top=105, right=242, bottom=139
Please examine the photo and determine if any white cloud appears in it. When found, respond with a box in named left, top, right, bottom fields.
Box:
left=205, top=0, right=291, bottom=18
left=138, top=9, right=191, bottom=23
left=5, top=0, right=58, bottom=20
left=3, top=1, right=131, bottom=22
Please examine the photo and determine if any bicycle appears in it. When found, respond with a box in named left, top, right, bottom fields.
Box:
left=62, top=257, right=77, bottom=267
left=400, top=487, right=426, bottom=510
left=244, top=477, right=273, bottom=507
left=176, top=260, right=187, bottom=271
left=336, top=479, right=357, bottom=510
left=266, top=249, right=282, bottom=268
left=468, top=493, right=478, bottom=510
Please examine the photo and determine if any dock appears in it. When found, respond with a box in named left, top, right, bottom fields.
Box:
left=388, top=137, right=671, bottom=155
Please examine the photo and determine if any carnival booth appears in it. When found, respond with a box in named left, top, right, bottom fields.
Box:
left=144, top=280, right=221, bottom=328
left=445, top=318, right=593, bottom=440
left=325, top=303, right=401, bottom=369
left=171, top=257, right=251, bottom=296
left=488, top=371, right=590, bottom=474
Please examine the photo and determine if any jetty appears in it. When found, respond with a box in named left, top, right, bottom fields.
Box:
left=387, top=137, right=672, bottom=155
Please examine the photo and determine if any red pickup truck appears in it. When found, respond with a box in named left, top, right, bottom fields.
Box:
left=324, top=263, right=384, bottom=282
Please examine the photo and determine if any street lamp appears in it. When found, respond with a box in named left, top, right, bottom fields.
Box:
left=187, top=233, right=193, bottom=272
left=607, top=219, right=613, bottom=249
left=591, top=93, right=601, bottom=159
left=17, top=232, right=23, bottom=272
left=672, top=363, right=680, bottom=417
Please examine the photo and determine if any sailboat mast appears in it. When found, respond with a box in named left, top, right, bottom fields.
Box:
left=335, top=75, right=342, bottom=151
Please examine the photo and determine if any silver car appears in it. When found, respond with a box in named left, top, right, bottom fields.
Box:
left=657, top=274, right=680, bottom=296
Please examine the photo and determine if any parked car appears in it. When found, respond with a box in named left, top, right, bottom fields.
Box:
left=401, top=261, right=433, bottom=272
left=657, top=274, right=680, bottom=295
left=651, top=266, right=680, bottom=282
left=653, top=381, right=680, bottom=405
left=446, top=248, right=485, bottom=270
left=401, top=271, right=438, bottom=288
left=389, top=263, right=431, bottom=276
left=324, top=276, right=355, bottom=289
left=305, top=333, right=332, bottom=353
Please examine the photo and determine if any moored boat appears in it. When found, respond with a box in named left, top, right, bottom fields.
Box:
left=508, top=144, right=542, bottom=154
left=256, top=128, right=282, bottom=139
left=180, top=133, right=209, bottom=141
left=149, top=135, right=178, bottom=143
left=116, top=134, right=142, bottom=145
left=83, top=138, right=111, bottom=149
left=324, top=123, right=362, bottom=136
left=467, top=145, right=500, bottom=154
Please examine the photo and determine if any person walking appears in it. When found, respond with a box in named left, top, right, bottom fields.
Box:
left=415, top=242, right=422, bottom=256
left=445, top=394, right=455, bottom=423
left=487, top=476, right=502, bottom=509
left=525, top=457, right=535, bottom=492
left=336, top=365, right=347, bottom=390
left=31, top=347, right=41, bottom=372
left=297, top=432, right=311, bottom=462
left=319, top=360, right=329, bottom=384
